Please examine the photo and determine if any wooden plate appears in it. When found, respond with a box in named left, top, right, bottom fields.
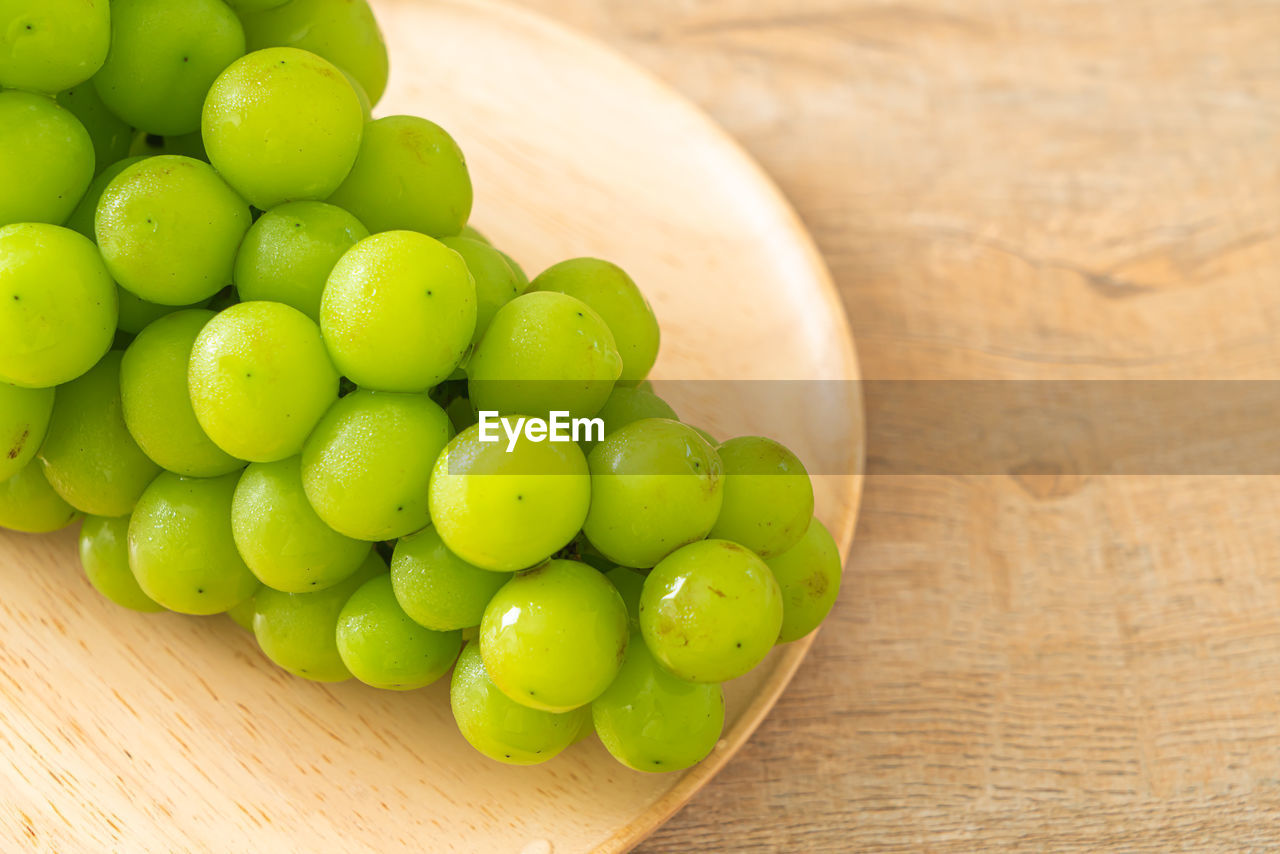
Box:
left=0, top=1, right=863, bottom=851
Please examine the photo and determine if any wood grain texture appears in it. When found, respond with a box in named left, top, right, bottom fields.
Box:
left=0, top=1, right=861, bottom=852
left=500, top=0, right=1280, bottom=850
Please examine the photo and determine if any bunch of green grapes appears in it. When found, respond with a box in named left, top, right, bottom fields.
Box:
left=0, top=0, right=846, bottom=777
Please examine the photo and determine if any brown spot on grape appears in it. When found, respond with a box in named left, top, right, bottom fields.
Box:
left=708, top=586, right=726, bottom=598
left=806, top=572, right=829, bottom=597
left=8, top=428, right=29, bottom=459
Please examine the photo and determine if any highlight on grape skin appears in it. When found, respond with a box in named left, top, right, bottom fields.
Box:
left=0, top=0, right=844, bottom=777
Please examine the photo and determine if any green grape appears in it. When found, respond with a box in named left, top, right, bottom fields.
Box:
left=39, top=351, right=160, bottom=517
left=605, top=566, right=645, bottom=634
left=439, top=236, right=519, bottom=345
left=640, top=539, right=783, bottom=683
left=570, top=710, right=595, bottom=745
left=390, top=526, right=510, bottom=632
left=0, top=90, right=93, bottom=227
left=223, top=0, right=289, bottom=12
left=529, top=258, right=660, bottom=385
left=458, top=225, right=489, bottom=244
left=339, top=66, right=372, bottom=121
left=189, top=301, right=339, bottom=463
left=226, top=590, right=257, bottom=630
left=468, top=291, right=622, bottom=420
left=0, top=0, right=109, bottom=92
left=202, top=47, right=364, bottom=210
left=128, top=471, right=260, bottom=614
left=575, top=537, right=613, bottom=572
left=169, top=131, right=208, bottom=160
left=127, top=130, right=207, bottom=161
left=0, top=457, right=77, bottom=532
left=499, top=250, right=529, bottom=293
left=231, top=456, right=370, bottom=592
left=239, top=0, right=389, bottom=105
left=582, top=418, right=723, bottom=569
left=78, top=515, right=163, bottom=613
left=234, top=201, right=368, bottom=321
left=691, top=425, right=718, bottom=445
left=592, top=637, right=724, bottom=772
left=767, top=516, right=842, bottom=643
left=55, top=85, right=132, bottom=172
left=0, top=224, right=115, bottom=388
left=428, top=419, right=590, bottom=572
left=120, top=309, right=244, bottom=477
left=0, top=382, right=53, bottom=483
left=65, top=156, right=146, bottom=240
left=115, top=287, right=210, bottom=336
left=300, top=389, right=451, bottom=541
left=336, top=574, right=462, bottom=690
left=115, top=289, right=181, bottom=330
left=480, top=560, right=628, bottom=712
left=597, top=386, right=677, bottom=430
left=450, top=643, right=587, bottom=766
left=708, top=436, right=814, bottom=558
left=251, top=549, right=384, bottom=681
left=587, top=385, right=678, bottom=452
left=326, top=116, right=471, bottom=237
left=321, top=231, right=476, bottom=391
left=93, top=0, right=245, bottom=136
left=96, top=155, right=252, bottom=305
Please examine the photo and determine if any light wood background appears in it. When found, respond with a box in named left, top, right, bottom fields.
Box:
left=503, top=1, right=1280, bottom=850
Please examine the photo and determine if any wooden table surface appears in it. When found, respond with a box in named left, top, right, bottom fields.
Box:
left=511, top=1, right=1280, bottom=850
